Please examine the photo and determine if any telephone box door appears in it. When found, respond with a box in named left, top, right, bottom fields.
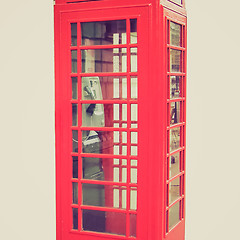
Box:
left=55, top=5, right=149, bottom=240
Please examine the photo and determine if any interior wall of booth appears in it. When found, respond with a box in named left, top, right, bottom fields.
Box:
left=0, top=1, right=240, bottom=240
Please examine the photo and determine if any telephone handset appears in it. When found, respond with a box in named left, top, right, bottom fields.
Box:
left=82, top=77, right=105, bottom=129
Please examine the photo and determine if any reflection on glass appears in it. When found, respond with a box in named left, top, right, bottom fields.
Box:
left=130, top=19, right=137, bottom=44
left=131, top=48, right=138, bottom=72
left=72, top=130, right=78, bottom=153
left=130, top=214, right=137, bottom=237
left=71, top=50, right=77, bottom=73
left=71, top=23, right=77, bottom=46
left=170, top=76, right=181, bottom=99
left=72, top=77, right=78, bottom=99
left=170, top=127, right=180, bottom=152
left=170, top=102, right=180, bottom=125
left=72, top=208, right=78, bottom=230
left=169, top=201, right=180, bottom=230
left=72, top=156, right=78, bottom=179
left=82, top=210, right=126, bottom=235
left=81, top=20, right=126, bottom=46
left=170, top=22, right=181, bottom=46
left=81, top=48, right=127, bottom=73
left=131, top=77, right=138, bottom=99
left=72, top=104, right=78, bottom=126
left=169, top=178, right=180, bottom=205
left=82, top=131, right=127, bottom=155
left=169, top=152, right=180, bottom=178
left=170, top=49, right=181, bottom=72
left=72, top=182, right=78, bottom=204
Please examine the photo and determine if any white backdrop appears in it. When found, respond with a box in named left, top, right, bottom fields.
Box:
left=0, top=1, right=240, bottom=240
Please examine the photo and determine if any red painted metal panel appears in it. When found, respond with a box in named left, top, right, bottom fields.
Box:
left=55, top=1, right=187, bottom=240
left=55, top=3, right=151, bottom=240
left=165, top=220, right=185, bottom=240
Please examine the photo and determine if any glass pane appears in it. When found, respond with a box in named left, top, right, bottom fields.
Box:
left=131, top=104, right=138, bottom=121
left=130, top=214, right=137, bottom=237
left=73, top=156, right=78, bottom=179
left=170, top=49, right=181, bottom=72
left=81, top=20, right=126, bottom=46
left=82, top=104, right=128, bottom=128
left=131, top=132, right=138, bottom=144
left=82, top=131, right=127, bottom=155
left=169, top=177, right=180, bottom=205
left=72, top=182, right=78, bottom=204
left=82, top=184, right=127, bottom=208
left=81, top=48, right=127, bottom=73
left=131, top=168, right=138, bottom=183
left=72, top=77, right=78, bottom=99
left=130, top=19, right=137, bottom=44
left=131, top=159, right=138, bottom=166
left=71, top=50, right=77, bottom=73
left=72, top=104, right=78, bottom=126
left=82, top=157, right=127, bottom=182
left=71, top=23, right=77, bottom=46
left=131, top=146, right=138, bottom=156
left=123, top=168, right=128, bottom=182
left=72, top=208, right=78, bottom=230
left=170, top=22, right=181, bottom=46
left=169, top=152, right=180, bottom=178
left=82, top=76, right=127, bottom=100
left=170, top=102, right=180, bottom=125
left=82, top=209, right=126, bottom=235
left=170, top=76, right=181, bottom=99
left=130, top=188, right=137, bottom=210
left=170, top=127, right=180, bottom=152
left=82, top=183, right=105, bottom=207
left=131, top=48, right=138, bottom=72
left=121, top=188, right=127, bottom=209
left=72, top=130, right=78, bottom=153
left=131, top=123, right=138, bottom=129
left=131, top=77, right=138, bottom=99
left=169, top=201, right=180, bottom=230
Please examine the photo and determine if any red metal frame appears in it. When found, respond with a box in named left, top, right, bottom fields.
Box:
left=55, top=1, right=187, bottom=240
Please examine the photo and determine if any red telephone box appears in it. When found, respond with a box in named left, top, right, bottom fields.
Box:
left=54, top=0, right=187, bottom=240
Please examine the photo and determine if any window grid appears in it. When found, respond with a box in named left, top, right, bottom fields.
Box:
left=69, top=18, right=138, bottom=238
left=166, top=19, right=186, bottom=234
